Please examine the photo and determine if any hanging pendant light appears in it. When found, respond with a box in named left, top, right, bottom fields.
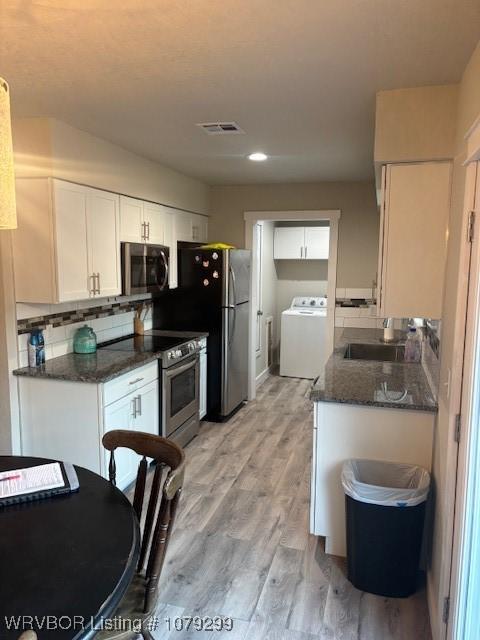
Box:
left=0, top=78, right=17, bottom=230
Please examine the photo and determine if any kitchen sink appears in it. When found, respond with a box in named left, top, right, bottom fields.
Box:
left=344, top=342, right=405, bottom=362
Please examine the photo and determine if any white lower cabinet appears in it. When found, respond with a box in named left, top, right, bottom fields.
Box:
left=310, top=401, right=435, bottom=557
left=103, top=378, right=159, bottom=488
left=103, top=393, right=137, bottom=489
left=19, top=362, right=159, bottom=492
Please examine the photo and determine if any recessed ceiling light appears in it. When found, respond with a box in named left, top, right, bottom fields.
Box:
left=248, top=152, right=268, bottom=162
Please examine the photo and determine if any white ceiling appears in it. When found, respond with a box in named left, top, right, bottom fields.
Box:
left=1, top=0, right=479, bottom=185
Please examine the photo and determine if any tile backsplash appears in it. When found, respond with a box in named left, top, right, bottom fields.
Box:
left=16, top=294, right=153, bottom=367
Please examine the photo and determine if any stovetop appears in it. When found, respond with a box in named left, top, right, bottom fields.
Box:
left=99, top=331, right=200, bottom=366
left=99, top=334, right=186, bottom=353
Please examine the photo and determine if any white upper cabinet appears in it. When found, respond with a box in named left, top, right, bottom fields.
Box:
left=304, top=227, right=329, bottom=259
left=53, top=181, right=90, bottom=302
left=120, top=197, right=202, bottom=250
left=274, top=227, right=305, bottom=259
left=143, top=201, right=166, bottom=245
left=274, top=226, right=329, bottom=260
left=13, top=177, right=204, bottom=302
left=86, top=187, right=121, bottom=298
left=13, top=178, right=120, bottom=303
left=120, top=196, right=165, bottom=245
left=191, top=213, right=208, bottom=243
left=377, top=161, right=452, bottom=319
left=119, top=195, right=143, bottom=243
left=176, top=211, right=208, bottom=243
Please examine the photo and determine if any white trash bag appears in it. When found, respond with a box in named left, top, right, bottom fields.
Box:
left=341, top=459, right=430, bottom=507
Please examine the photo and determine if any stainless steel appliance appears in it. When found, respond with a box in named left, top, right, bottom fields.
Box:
left=99, top=332, right=200, bottom=446
left=121, top=242, right=169, bottom=295
left=155, top=248, right=250, bottom=420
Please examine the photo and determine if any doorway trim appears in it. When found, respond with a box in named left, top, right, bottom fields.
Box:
left=244, top=210, right=341, bottom=401
left=449, top=156, right=480, bottom=638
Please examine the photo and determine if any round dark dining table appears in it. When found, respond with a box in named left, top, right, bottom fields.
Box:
left=0, top=456, right=140, bottom=639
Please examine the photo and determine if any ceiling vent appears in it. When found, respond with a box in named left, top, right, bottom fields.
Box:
left=197, top=121, right=245, bottom=135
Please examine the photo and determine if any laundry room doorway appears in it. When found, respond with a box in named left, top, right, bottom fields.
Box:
left=244, top=210, right=340, bottom=401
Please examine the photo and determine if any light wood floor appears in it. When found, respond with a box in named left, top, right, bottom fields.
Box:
left=148, top=374, right=432, bottom=639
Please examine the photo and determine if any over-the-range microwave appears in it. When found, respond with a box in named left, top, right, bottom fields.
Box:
left=121, top=242, right=169, bottom=295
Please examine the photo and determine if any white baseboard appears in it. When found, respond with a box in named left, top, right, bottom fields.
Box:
left=256, top=367, right=271, bottom=387
left=426, top=570, right=440, bottom=640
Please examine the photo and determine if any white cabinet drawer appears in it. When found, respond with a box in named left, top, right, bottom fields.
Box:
left=103, top=361, right=159, bottom=407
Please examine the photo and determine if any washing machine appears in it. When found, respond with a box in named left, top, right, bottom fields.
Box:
left=280, top=296, right=328, bottom=379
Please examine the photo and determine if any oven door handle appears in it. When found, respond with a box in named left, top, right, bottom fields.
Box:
left=164, top=356, right=197, bottom=379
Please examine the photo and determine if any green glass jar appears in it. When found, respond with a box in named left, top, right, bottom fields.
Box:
left=73, top=325, right=97, bottom=354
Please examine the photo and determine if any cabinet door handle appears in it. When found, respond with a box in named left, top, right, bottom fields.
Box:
left=131, top=397, right=137, bottom=419
left=90, top=273, right=96, bottom=296
left=141, top=221, right=145, bottom=241
left=136, top=394, right=142, bottom=417
left=300, top=246, right=303, bottom=258
left=96, top=273, right=101, bottom=295
left=305, top=246, right=308, bottom=259
left=147, top=222, right=150, bottom=241
left=129, top=377, right=144, bottom=385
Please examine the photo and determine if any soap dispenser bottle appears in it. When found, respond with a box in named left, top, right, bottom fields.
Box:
left=404, top=327, right=422, bottom=363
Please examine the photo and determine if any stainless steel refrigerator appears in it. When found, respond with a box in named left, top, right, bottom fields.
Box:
left=160, top=247, right=251, bottom=420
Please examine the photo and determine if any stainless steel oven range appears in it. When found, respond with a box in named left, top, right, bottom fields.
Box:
left=159, top=340, right=200, bottom=447
left=98, top=332, right=201, bottom=447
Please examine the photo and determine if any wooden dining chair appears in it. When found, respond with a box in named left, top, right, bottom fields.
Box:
left=98, top=430, right=185, bottom=640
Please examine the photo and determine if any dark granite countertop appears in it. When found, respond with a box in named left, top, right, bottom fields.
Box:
left=12, top=329, right=209, bottom=384
left=310, top=328, right=438, bottom=413
left=13, top=349, right=161, bottom=384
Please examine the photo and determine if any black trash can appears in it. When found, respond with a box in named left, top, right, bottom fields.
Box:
left=342, top=459, right=430, bottom=598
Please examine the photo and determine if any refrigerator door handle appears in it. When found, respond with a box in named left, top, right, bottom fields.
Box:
left=228, top=306, right=236, bottom=347
left=221, top=308, right=229, bottom=414
left=229, top=265, right=237, bottom=306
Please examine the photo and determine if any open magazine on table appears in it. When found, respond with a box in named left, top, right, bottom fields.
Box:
left=0, top=461, right=79, bottom=507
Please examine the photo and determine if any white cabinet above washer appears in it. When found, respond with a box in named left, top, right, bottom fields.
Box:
left=274, top=226, right=329, bottom=260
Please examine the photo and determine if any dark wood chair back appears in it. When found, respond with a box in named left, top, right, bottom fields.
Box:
left=102, top=430, right=185, bottom=613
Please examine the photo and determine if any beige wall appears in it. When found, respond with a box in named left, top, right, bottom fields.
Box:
left=210, top=181, right=378, bottom=288
left=12, top=118, right=210, bottom=215
left=429, top=41, right=480, bottom=639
